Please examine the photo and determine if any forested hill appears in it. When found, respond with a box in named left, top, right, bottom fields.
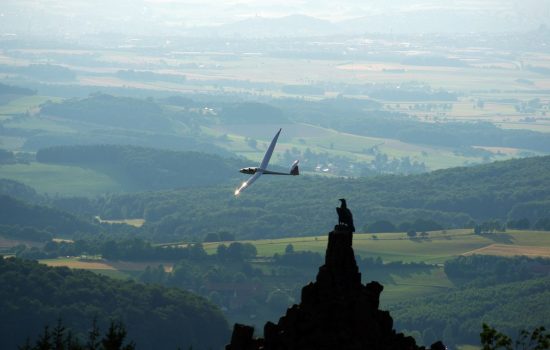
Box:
left=36, top=144, right=244, bottom=191
left=0, top=195, right=98, bottom=238
left=0, top=178, right=43, bottom=203
left=0, top=257, right=230, bottom=350
left=272, top=97, right=550, bottom=153
left=87, top=155, right=550, bottom=241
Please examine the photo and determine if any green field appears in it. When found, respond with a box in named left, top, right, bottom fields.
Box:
left=202, top=229, right=550, bottom=263
left=4, top=115, right=76, bottom=133
left=0, top=162, right=121, bottom=196
left=37, top=228, right=550, bottom=334
left=204, top=123, right=507, bottom=171
left=172, top=229, right=550, bottom=308
left=38, top=257, right=171, bottom=280
left=0, top=95, right=61, bottom=115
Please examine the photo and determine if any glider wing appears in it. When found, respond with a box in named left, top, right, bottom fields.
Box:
left=234, top=172, right=262, bottom=196
left=259, top=128, right=282, bottom=170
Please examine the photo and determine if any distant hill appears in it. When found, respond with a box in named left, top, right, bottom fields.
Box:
left=5, top=154, right=549, bottom=241
left=218, top=102, right=289, bottom=124
left=40, top=93, right=172, bottom=131
left=0, top=194, right=98, bottom=237
left=272, top=98, right=550, bottom=153
left=0, top=82, right=36, bottom=104
left=36, top=144, right=243, bottom=191
left=0, top=178, right=42, bottom=203
left=89, top=155, right=550, bottom=240
left=392, top=276, right=550, bottom=347
left=0, top=257, right=230, bottom=350
left=0, top=82, right=36, bottom=97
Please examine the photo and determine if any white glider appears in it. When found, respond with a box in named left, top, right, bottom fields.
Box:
left=234, top=128, right=299, bottom=195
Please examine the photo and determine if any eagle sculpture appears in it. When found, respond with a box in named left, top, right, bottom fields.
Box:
left=336, top=198, right=355, bottom=232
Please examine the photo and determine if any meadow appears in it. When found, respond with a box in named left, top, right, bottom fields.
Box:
left=201, top=229, right=550, bottom=263
left=37, top=229, right=550, bottom=309
left=39, top=257, right=173, bottom=279
left=0, top=162, right=121, bottom=196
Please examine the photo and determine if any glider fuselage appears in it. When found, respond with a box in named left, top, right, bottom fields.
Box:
left=239, top=167, right=293, bottom=175
left=234, top=128, right=299, bottom=195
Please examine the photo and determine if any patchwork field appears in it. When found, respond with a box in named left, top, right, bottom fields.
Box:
left=463, top=243, right=550, bottom=258
left=201, top=229, right=550, bottom=263
left=40, top=257, right=174, bottom=279
left=36, top=229, right=550, bottom=323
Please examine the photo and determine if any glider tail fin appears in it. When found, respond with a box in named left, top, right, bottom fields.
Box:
left=290, top=160, right=299, bottom=175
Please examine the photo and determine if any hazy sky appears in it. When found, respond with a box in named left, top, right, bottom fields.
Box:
left=2, top=0, right=550, bottom=36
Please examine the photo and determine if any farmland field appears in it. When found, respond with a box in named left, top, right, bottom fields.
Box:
left=36, top=229, right=550, bottom=333
left=0, top=162, right=121, bottom=196
left=39, top=257, right=174, bottom=279
left=206, top=123, right=508, bottom=170
left=462, top=243, right=550, bottom=258
left=202, top=229, right=550, bottom=263
left=94, top=216, right=146, bottom=227
left=0, top=95, right=60, bottom=115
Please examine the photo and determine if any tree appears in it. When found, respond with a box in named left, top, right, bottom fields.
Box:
left=101, top=321, right=135, bottom=350
left=52, top=319, right=66, bottom=350
left=407, top=230, right=417, bottom=238
left=218, top=231, right=235, bottom=241
left=35, top=326, right=52, bottom=350
left=266, top=289, right=293, bottom=311
left=203, top=232, right=219, bottom=242
left=86, top=319, right=101, bottom=350
left=366, top=220, right=396, bottom=233
left=480, top=323, right=549, bottom=350
left=507, top=218, right=530, bottom=230
left=285, top=244, right=294, bottom=254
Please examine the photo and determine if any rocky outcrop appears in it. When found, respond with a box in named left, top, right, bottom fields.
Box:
left=226, top=225, right=445, bottom=350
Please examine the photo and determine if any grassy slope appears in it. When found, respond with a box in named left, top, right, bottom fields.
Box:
left=0, top=162, right=121, bottom=196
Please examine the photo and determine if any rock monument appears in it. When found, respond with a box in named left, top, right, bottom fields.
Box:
left=226, top=201, right=445, bottom=350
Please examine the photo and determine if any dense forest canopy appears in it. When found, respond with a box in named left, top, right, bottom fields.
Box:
left=0, top=257, right=230, bottom=350
left=40, top=94, right=171, bottom=131
left=0, top=195, right=98, bottom=237
left=1, top=154, right=550, bottom=241
left=395, top=277, right=550, bottom=346
left=85, top=155, right=550, bottom=241
left=36, top=144, right=243, bottom=191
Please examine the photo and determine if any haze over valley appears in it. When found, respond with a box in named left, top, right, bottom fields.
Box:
left=1, top=1, right=550, bottom=349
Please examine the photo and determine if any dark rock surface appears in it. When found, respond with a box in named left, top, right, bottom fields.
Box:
left=226, top=224, right=445, bottom=350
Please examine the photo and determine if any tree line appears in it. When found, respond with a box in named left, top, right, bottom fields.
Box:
left=36, top=144, right=242, bottom=191
left=0, top=257, right=229, bottom=350
left=2, top=154, right=550, bottom=242
left=391, top=255, right=550, bottom=348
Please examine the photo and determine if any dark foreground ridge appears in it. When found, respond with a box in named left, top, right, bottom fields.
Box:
left=226, top=225, right=445, bottom=350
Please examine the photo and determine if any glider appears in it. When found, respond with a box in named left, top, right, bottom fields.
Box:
left=235, top=128, right=299, bottom=195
